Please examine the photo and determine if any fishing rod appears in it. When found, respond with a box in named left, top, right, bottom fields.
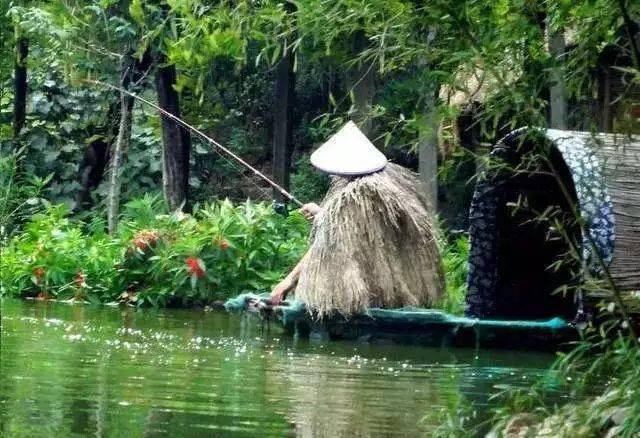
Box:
left=86, top=79, right=304, bottom=207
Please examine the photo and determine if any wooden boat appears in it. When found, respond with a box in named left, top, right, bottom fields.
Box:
left=225, top=293, right=577, bottom=351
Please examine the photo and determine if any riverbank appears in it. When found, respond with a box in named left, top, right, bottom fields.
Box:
left=496, top=386, right=634, bottom=437
left=0, top=197, right=469, bottom=313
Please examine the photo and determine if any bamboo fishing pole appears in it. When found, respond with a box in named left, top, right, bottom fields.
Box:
left=86, top=79, right=304, bottom=207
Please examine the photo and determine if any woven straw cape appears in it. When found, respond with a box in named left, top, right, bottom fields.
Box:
left=310, top=121, right=387, bottom=176
left=296, top=163, right=445, bottom=318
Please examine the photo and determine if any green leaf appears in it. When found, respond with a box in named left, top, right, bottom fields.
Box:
left=129, top=0, right=145, bottom=24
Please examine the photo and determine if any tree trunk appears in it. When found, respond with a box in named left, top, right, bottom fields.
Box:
left=349, top=30, right=375, bottom=136
left=155, top=58, right=191, bottom=211
left=104, top=50, right=153, bottom=232
left=13, top=35, right=28, bottom=142
left=418, top=87, right=439, bottom=213
left=106, top=55, right=137, bottom=234
left=547, top=19, right=568, bottom=129
left=107, top=90, right=133, bottom=234
left=75, top=100, right=118, bottom=210
left=80, top=51, right=152, bottom=213
left=272, top=43, right=296, bottom=201
left=617, top=0, right=640, bottom=71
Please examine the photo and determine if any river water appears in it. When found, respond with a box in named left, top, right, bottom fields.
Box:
left=0, top=298, right=568, bottom=437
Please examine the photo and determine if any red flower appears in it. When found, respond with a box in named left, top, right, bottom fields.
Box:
left=33, top=267, right=45, bottom=278
left=185, top=257, right=206, bottom=278
left=32, top=267, right=45, bottom=285
left=132, top=238, right=148, bottom=251
left=131, top=229, right=160, bottom=252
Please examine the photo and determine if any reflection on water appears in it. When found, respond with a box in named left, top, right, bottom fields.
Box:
left=0, top=299, right=562, bottom=436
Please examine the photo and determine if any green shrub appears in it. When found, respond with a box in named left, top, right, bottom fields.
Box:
left=117, top=199, right=309, bottom=306
left=0, top=204, right=121, bottom=302
left=0, top=149, right=51, bottom=241
left=0, top=198, right=309, bottom=306
left=437, top=232, right=469, bottom=315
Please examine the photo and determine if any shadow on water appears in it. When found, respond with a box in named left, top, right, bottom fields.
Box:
left=0, top=299, right=565, bottom=437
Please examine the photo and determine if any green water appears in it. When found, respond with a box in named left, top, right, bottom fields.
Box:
left=0, top=299, right=565, bottom=437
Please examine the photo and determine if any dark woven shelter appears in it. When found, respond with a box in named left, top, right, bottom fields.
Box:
left=466, top=128, right=640, bottom=319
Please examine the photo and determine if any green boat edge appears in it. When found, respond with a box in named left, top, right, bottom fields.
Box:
left=225, top=293, right=579, bottom=351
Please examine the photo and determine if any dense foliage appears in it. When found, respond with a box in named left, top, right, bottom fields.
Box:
left=0, top=197, right=309, bottom=306
left=0, top=149, right=51, bottom=240
left=3, top=0, right=634, bottom=214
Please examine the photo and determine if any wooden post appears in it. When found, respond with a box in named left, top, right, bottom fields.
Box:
left=155, top=57, right=191, bottom=211
left=418, top=88, right=439, bottom=212
left=272, top=46, right=295, bottom=202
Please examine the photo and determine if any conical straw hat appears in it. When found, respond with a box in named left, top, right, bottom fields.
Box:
left=310, top=121, right=388, bottom=176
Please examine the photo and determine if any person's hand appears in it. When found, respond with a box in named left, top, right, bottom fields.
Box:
left=299, top=203, right=322, bottom=221
left=270, top=278, right=294, bottom=305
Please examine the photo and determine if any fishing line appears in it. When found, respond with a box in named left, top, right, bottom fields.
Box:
left=86, top=79, right=304, bottom=207
left=133, top=92, right=272, bottom=202
left=205, top=142, right=274, bottom=202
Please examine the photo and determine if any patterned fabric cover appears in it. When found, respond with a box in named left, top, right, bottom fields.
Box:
left=545, top=129, right=615, bottom=269
left=466, top=128, right=615, bottom=317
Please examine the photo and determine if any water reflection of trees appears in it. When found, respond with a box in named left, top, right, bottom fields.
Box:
left=265, top=350, right=461, bottom=436
left=263, top=342, right=555, bottom=436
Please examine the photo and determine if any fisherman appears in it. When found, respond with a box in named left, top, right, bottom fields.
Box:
left=271, top=122, right=444, bottom=317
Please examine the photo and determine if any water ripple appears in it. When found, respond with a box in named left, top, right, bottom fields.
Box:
left=1, top=299, right=560, bottom=437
